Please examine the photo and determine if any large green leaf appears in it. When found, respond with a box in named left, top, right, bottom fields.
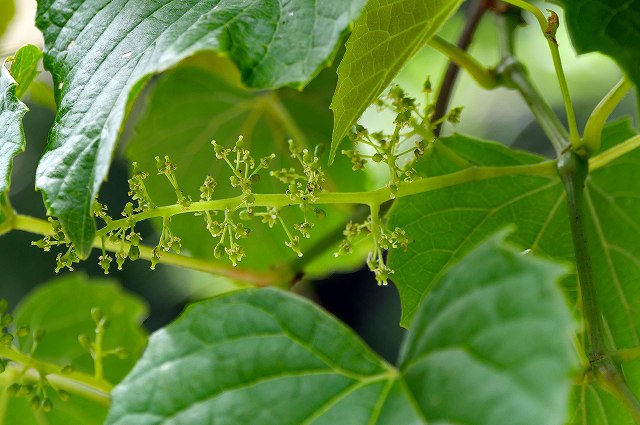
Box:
left=107, top=287, right=398, bottom=425
left=387, top=133, right=567, bottom=326
left=400, top=230, right=575, bottom=425
left=13, top=273, right=148, bottom=384
left=330, top=0, right=463, bottom=160
left=107, top=232, right=574, bottom=425
left=553, top=0, right=640, bottom=88
left=387, top=121, right=640, bottom=421
left=0, top=56, right=28, bottom=195
left=34, top=0, right=368, bottom=257
left=125, top=57, right=369, bottom=276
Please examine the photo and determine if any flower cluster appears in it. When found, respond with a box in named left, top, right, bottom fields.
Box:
left=212, top=136, right=276, bottom=209
left=32, top=218, right=79, bottom=273
left=343, top=82, right=463, bottom=198
left=270, top=140, right=325, bottom=203
left=335, top=216, right=410, bottom=286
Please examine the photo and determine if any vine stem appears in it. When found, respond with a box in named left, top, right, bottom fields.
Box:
left=0, top=345, right=111, bottom=405
left=495, top=8, right=569, bottom=155
left=559, top=148, right=640, bottom=422
left=501, top=0, right=580, bottom=149
left=8, top=135, right=637, bottom=283
left=583, top=77, right=634, bottom=153
left=427, top=36, right=497, bottom=90
left=431, top=0, right=492, bottom=135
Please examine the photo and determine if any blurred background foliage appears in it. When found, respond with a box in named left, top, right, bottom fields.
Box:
left=0, top=0, right=635, bottom=364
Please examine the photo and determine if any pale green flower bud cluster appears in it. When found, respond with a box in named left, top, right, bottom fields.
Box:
left=212, top=136, right=276, bottom=209
left=270, top=140, right=325, bottom=203
left=344, top=82, right=463, bottom=198
left=335, top=216, right=410, bottom=286
left=32, top=217, right=79, bottom=273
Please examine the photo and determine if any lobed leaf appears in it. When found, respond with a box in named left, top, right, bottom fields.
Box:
left=553, top=0, right=640, bottom=88
left=387, top=121, right=640, bottom=422
left=107, top=232, right=574, bottom=424
left=330, top=0, right=463, bottom=160
left=400, top=230, right=575, bottom=425
left=387, top=133, right=567, bottom=326
left=34, top=0, right=368, bottom=257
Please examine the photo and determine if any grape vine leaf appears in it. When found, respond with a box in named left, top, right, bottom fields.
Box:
left=125, top=56, right=369, bottom=277
left=107, top=231, right=574, bottom=425
left=553, top=0, right=640, bottom=88
left=330, top=0, right=463, bottom=160
left=0, top=54, right=28, bottom=195
left=34, top=0, right=368, bottom=258
left=13, top=273, right=148, bottom=384
left=387, top=121, right=640, bottom=422
left=387, top=133, right=567, bottom=327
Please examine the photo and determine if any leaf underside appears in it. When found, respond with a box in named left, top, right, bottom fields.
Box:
left=34, top=0, right=368, bottom=256
left=107, top=232, right=574, bottom=425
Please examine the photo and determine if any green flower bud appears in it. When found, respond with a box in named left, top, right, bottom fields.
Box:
left=214, top=243, right=225, bottom=259
left=1, top=313, right=13, bottom=328
left=6, top=383, right=20, bottom=396
left=16, top=326, right=30, bottom=337
left=128, top=245, right=140, bottom=261
left=58, top=390, right=71, bottom=401
left=78, top=334, right=92, bottom=349
left=42, top=398, right=53, bottom=413
left=91, top=307, right=103, bottom=323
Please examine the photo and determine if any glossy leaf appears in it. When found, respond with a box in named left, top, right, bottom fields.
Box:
left=13, top=273, right=148, bottom=384
left=553, top=0, right=640, bottom=88
left=0, top=56, right=28, bottom=195
left=330, top=0, right=463, bottom=160
left=400, top=230, right=575, bottom=425
left=125, top=57, right=369, bottom=276
left=34, top=0, right=368, bottom=257
left=9, top=44, right=43, bottom=99
left=388, top=121, right=640, bottom=422
left=107, top=232, right=574, bottom=424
